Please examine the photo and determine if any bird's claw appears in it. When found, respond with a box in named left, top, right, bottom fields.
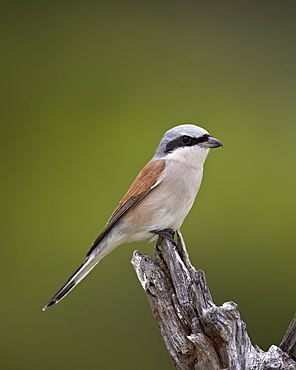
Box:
left=151, top=229, right=177, bottom=247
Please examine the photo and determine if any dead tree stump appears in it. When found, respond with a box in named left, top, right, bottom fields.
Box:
left=131, top=231, right=296, bottom=370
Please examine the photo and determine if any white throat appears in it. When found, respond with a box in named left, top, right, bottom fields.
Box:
left=164, top=145, right=209, bottom=169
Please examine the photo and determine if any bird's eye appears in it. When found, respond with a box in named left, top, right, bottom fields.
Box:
left=181, top=136, right=191, bottom=144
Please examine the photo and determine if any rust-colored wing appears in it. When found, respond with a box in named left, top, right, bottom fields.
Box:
left=86, top=159, right=165, bottom=256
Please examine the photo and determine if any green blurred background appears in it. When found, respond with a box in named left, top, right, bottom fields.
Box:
left=1, top=1, right=295, bottom=369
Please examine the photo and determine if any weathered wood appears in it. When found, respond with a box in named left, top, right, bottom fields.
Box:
left=131, top=231, right=296, bottom=370
left=280, top=314, right=296, bottom=357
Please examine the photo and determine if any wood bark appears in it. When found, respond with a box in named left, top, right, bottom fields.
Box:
left=131, top=231, right=296, bottom=370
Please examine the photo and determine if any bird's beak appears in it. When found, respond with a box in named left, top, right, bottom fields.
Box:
left=199, top=136, right=223, bottom=148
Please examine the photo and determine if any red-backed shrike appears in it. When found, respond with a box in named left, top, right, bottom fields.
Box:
left=42, top=124, right=222, bottom=310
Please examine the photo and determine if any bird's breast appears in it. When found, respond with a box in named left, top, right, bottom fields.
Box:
left=123, top=159, right=204, bottom=236
left=159, top=160, right=203, bottom=226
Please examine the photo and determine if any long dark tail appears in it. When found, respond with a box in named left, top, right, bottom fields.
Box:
left=42, top=255, right=100, bottom=311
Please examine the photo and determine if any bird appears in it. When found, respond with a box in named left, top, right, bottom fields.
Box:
left=42, top=124, right=222, bottom=311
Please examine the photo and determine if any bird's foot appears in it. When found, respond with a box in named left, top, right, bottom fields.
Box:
left=151, top=228, right=177, bottom=247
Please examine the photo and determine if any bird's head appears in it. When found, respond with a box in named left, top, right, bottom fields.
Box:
left=153, top=124, right=223, bottom=164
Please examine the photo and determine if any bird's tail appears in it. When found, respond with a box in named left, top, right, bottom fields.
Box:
left=42, top=254, right=100, bottom=311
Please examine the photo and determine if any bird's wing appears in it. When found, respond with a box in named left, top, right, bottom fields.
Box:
left=86, top=159, right=165, bottom=256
